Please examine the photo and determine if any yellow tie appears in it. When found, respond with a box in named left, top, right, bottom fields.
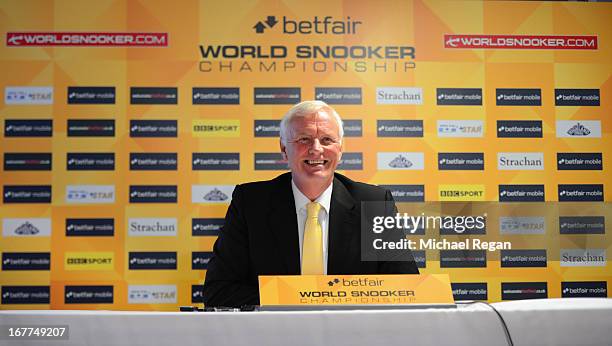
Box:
left=302, top=202, right=323, bottom=275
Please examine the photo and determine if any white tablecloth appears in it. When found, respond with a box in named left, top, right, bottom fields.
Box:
left=1, top=298, right=610, bottom=346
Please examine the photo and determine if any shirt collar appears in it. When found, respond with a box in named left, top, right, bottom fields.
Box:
left=291, top=179, right=333, bottom=215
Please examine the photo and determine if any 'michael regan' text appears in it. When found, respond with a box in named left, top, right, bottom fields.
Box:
left=373, top=238, right=511, bottom=252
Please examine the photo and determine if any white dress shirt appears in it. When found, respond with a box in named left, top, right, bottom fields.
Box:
left=291, top=180, right=333, bottom=275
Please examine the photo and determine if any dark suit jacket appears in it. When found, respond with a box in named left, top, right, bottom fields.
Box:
left=203, top=172, right=419, bottom=307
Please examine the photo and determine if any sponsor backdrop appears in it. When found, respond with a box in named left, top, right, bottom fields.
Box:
left=1, top=0, right=610, bottom=310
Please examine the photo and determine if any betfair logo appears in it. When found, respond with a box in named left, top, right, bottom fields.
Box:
left=65, top=252, right=114, bottom=270
left=253, top=16, right=361, bottom=35
left=328, top=278, right=340, bottom=287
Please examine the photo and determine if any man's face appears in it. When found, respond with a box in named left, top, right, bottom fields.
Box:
left=281, top=109, right=343, bottom=186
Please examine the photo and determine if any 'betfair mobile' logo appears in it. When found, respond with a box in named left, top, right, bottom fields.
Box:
left=559, top=216, right=605, bottom=235
left=1, top=286, right=50, bottom=304
left=65, top=286, right=113, bottom=304
left=315, top=87, right=362, bottom=105
left=192, top=252, right=214, bottom=269
left=193, top=87, right=239, bottom=104
left=496, top=88, right=541, bottom=106
left=451, top=283, right=487, bottom=301
left=68, top=86, right=115, bottom=104
left=378, top=185, right=425, bottom=203
left=192, top=218, right=224, bottom=236
left=558, top=184, right=603, bottom=202
left=130, top=153, right=177, bottom=170
left=377, top=120, right=423, bottom=137
left=562, top=282, right=607, bottom=298
left=2, top=252, right=50, bottom=270
left=557, top=153, right=602, bottom=170
left=253, top=15, right=362, bottom=34
left=193, top=153, right=240, bottom=170
left=497, top=120, right=542, bottom=138
left=437, top=88, right=482, bottom=105
left=4, top=119, right=52, bottom=137
left=500, top=250, right=547, bottom=267
left=129, top=185, right=177, bottom=203
left=65, top=252, right=114, bottom=270
left=499, top=185, right=545, bottom=202
left=130, top=120, right=177, bottom=138
left=129, top=252, right=177, bottom=270
left=438, top=153, right=484, bottom=170
left=66, top=218, right=115, bottom=237
left=3, top=185, right=52, bottom=203
left=67, top=153, right=115, bottom=171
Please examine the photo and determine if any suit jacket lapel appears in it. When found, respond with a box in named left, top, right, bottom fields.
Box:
left=328, top=176, right=358, bottom=274
left=268, top=173, right=300, bottom=274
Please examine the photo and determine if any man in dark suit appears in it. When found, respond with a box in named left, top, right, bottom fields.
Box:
left=203, top=101, right=419, bottom=307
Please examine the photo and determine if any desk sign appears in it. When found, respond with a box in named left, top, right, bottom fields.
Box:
left=259, top=274, right=453, bottom=306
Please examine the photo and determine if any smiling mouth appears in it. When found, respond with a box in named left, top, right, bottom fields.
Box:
left=304, top=159, right=328, bottom=166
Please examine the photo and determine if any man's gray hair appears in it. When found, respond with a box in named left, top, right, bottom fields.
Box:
left=279, top=100, right=344, bottom=146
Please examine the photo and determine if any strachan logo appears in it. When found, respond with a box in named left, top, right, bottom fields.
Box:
left=252, top=15, right=362, bottom=35
left=560, top=249, right=606, bottom=267
left=497, top=152, right=544, bottom=170
left=128, top=218, right=177, bottom=237
left=376, top=87, right=423, bottom=105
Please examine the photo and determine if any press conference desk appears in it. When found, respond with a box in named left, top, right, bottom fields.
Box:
left=1, top=298, right=611, bottom=346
